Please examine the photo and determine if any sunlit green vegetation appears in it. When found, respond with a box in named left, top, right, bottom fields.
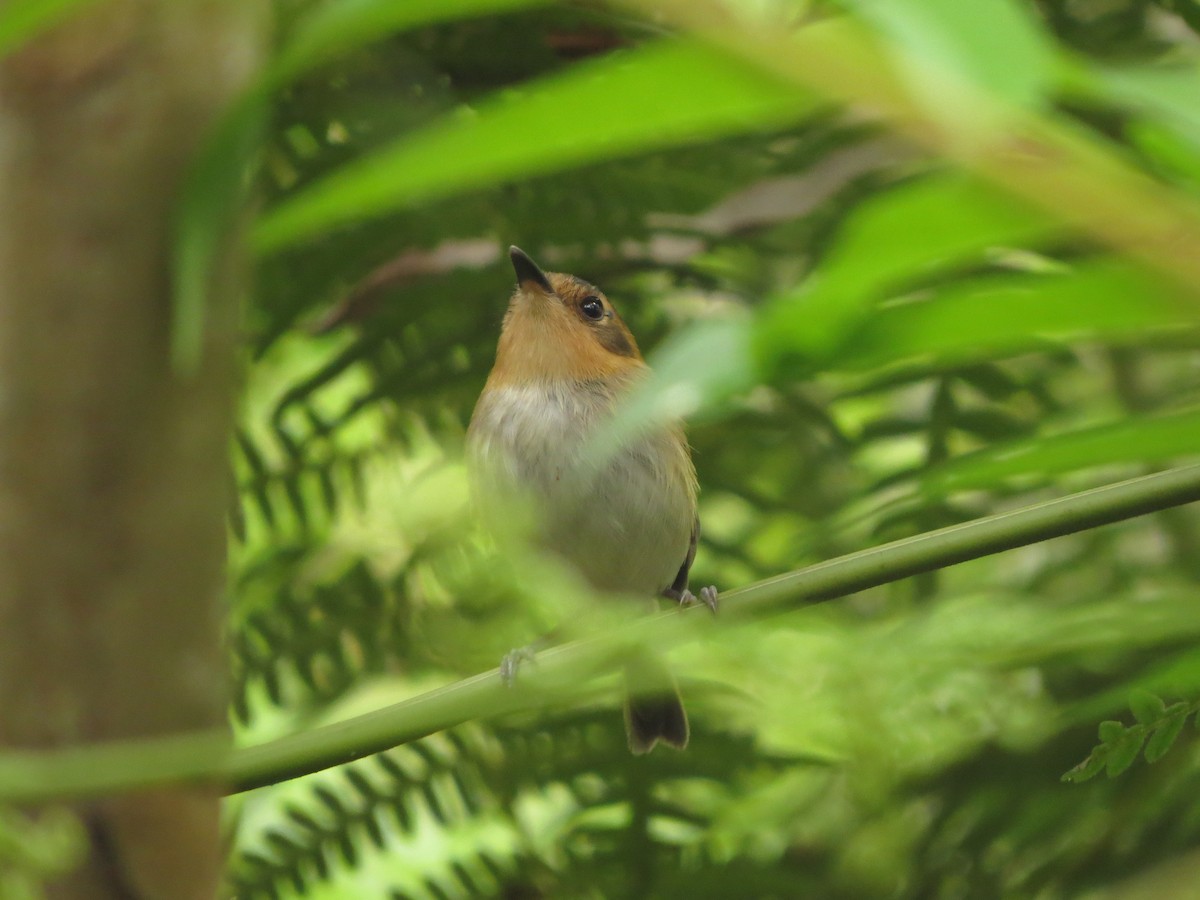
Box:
left=6, top=0, right=1200, bottom=897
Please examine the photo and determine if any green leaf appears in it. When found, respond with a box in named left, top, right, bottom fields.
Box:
left=174, top=0, right=550, bottom=371
left=1098, top=720, right=1126, bottom=744
left=1128, top=120, right=1200, bottom=191
left=1094, top=64, right=1200, bottom=152
left=838, top=261, right=1196, bottom=373
left=274, top=0, right=553, bottom=83
left=172, top=92, right=270, bottom=373
left=819, top=174, right=1056, bottom=296
left=1061, top=750, right=1107, bottom=784
left=589, top=318, right=753, bottom=467
left=848, top=0, right=1054, bottom=110
left=923, top=407, right=1200, bottom=493
left=1144, top=705, right=1189, bottom=764
left=1105, top=726, right=1147, bottom=777
left=0, top=0, right=98, bottom=57
left=754, top=173, right=1059, bottom=370
left=253, top=39, right=816, bottom=254
left=1129, top=690, right=1167, bottom=725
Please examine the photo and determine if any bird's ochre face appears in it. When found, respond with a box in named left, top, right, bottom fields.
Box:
left=487, top=247, right=644, bottom=387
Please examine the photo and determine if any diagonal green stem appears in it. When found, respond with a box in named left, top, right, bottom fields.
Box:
left=1, top=464, right=1198, bottom=803
left=726, top=463, right=1200, bottom=618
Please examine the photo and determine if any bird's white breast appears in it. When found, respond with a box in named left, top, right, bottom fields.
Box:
left=468, top=382, right=695, bottom=597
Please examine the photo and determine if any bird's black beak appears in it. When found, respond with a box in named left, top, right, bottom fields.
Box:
left=509, top=246, right=553, bottom=294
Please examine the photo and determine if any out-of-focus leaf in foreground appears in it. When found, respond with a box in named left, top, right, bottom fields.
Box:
left=839, top=261, right=1196, bottom=372
left=755, top=173, right=1062, bottom=374
left=253, top=39, right=817, bottom=254
left=174, top=0, right=551, bottom=372
left=0, top=0, right=98, bottom=57
left=923, top=407, right=1200, bottom=494
left=847, top=0, right=1054, bottom=114
left=274, top=0, right=553, bottom=83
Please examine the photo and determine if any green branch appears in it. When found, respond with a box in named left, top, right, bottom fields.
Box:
left=2, top=464, right=1199, bottom=803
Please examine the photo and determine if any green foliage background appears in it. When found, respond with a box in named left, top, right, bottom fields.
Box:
left=140, top=0, right=1200, bottom=897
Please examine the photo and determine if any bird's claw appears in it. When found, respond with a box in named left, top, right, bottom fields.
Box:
left=666, top=585, right=719, bottom=614
left=500, top=646, right=537, bottom=686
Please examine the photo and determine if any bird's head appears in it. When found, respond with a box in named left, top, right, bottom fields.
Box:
left=486, top=246, right=644, bottom=387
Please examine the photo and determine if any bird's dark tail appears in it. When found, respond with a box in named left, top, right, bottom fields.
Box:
left=624, top=654, right=688, bottom=754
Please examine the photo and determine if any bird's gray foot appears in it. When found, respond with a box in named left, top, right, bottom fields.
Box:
left=500, top=646, right=537, bottom=686
left=663, top=585, right=719, bottom=614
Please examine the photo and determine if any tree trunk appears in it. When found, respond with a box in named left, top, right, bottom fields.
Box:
left=0, top=2, right=265, bottom=896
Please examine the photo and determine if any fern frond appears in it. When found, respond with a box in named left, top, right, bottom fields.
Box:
left=232, top=561, right=401, bottom=723
left=227, top=707, right=808, bottom=899
left=1064, top=693, right=1197, bottom=783
left=227, top=724, right=512, bottom=898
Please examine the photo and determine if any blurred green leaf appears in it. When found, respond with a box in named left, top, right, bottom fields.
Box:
left=0, top=805, right=86, bottom=898
left=592, top=318, right=753, bottom=466
left=174, top=0, right=549, bottom=371
left=172, top=94, right=270, bottom=373
left=848, top=0, right=1054, bottom=110
left=1128, top=121, right=1200, bottom=201
left=840, top=261, right=1196, bottom=372
left=1095, top=64, right=1200, bottom=152
left=1105, top=725, right=1146, bottom=778
left=645, top=317, right=755, bottom=419
left=755, top=173, right=1059, bottom=370
left=1069, top=647, right=1200, bottom=728
left=1143, top=704, right=1189, bottom=764
left=1099, top=720, right=1125, bottom=743
left=923, top=406, right=1200, bottom=493
left=1130, top=690, right=1167, bottom=725
left=0, top=0, right=97, bottom=56
left=821, top=174, right=1059, bottom=298
left=253, top=39, right=816, bottom=253
left=275, top=0, right=552, bottom=83
left=1061, top=751, right=1107, bottom=783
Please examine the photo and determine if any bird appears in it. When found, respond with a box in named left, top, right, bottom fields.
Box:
left=467, top=246, right=716, bottom=754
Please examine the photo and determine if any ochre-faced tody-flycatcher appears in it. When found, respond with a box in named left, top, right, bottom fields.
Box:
left=468, top=246, right=715, bottom=753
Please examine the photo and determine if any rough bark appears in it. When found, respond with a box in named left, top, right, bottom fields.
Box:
left=0, top=2, right=265, bottom=896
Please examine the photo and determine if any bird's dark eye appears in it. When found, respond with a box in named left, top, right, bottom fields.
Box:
left=580, top=297, right=604, bottom=320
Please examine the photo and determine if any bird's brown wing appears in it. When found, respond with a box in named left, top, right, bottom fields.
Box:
left=665, top=514, right=699, bottom=598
